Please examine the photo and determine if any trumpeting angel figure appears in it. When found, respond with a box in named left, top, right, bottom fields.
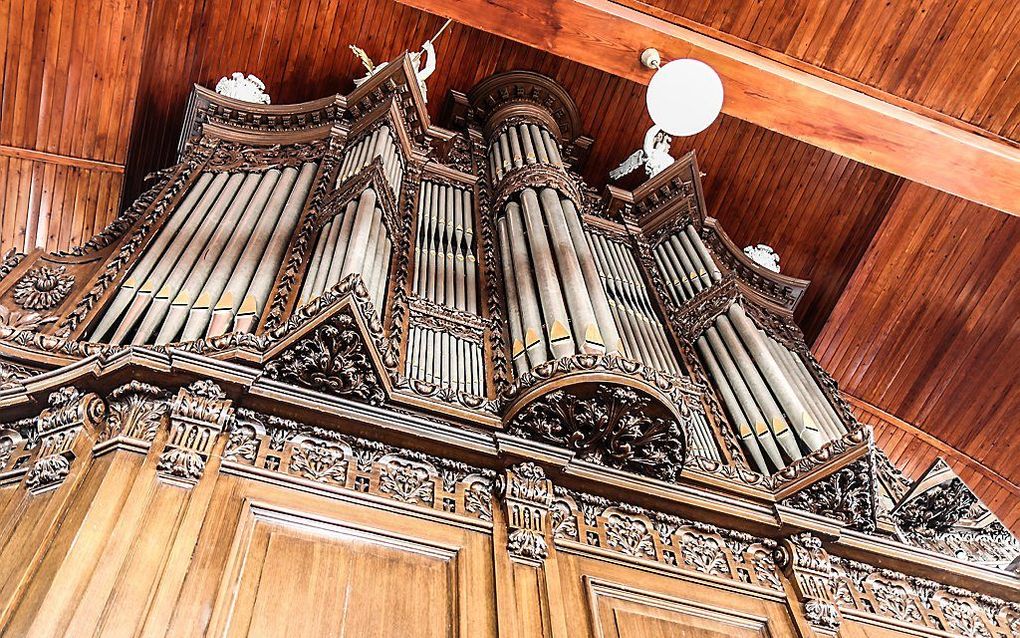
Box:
left=350, top=19, right=449, bottom=103
left=609, top=125, right=675, bottom=181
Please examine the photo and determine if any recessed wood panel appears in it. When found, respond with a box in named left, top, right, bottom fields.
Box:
left=223, top=513, right=457, bottom=638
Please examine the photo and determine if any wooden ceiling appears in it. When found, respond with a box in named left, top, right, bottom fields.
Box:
left=1, top=0, right=1016, bottom=526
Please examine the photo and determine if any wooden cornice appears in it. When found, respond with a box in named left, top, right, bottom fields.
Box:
left=394, top=0, right=1020, bottom=217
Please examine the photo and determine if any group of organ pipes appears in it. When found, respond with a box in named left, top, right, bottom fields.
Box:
left=3, top=66, right=861, bottom=479
left=0, top=60, right=1017, bottom=638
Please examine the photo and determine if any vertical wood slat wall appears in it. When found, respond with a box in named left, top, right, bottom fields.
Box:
left=0, top=0, right=150, bottom=253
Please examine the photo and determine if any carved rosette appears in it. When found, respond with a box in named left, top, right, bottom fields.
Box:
left=498, top=463, right=554, bottom=563
left=507, top=384, right=687, bottom=482
left=776, top=533, right=842, bottom=635
left=156, top=381, right=233, bottom=486
left=13, top=265, right=75, bottom=311
left=24, top=386, right=105, bottom=493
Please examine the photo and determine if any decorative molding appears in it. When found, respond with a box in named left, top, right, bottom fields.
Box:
left=225, top=408, right=495, bottom=522
left=782, top=455, right=878, bottom=532
left=776, top=533, right=842, bottom=635
left=157, top=381, right=233, bottom=486
left=25, top=386, right=105, bottom=493
left=498, top=462, right=553, bottom=562
left=263, top=303, right=386, bottom=405
left=830, top=556, right=1019, bottom=638
left=205, top=139, right=325, bottom=172
left=551, top=487, right=784, bottom=592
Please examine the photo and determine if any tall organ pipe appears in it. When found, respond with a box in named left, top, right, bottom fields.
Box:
left=560, top=199, right=621, bottom=354
left=179, top=170, right=283, bottom=341
left=109, top=172, right=233, bottom=344
left=537, top=188, right=603, bottom=353
left=727, top=304, right=823, bottom=450
left=498, top=217, right=529, bottom=376
left=89, top=172, right=217, bottom=342
left=505, top=202, right=548, bottom=367
left=519, top=188, right=574, bottom=359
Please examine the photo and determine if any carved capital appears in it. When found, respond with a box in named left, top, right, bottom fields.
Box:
left=498, top=463, right=553, bottom=563
left=777, top=533, right=841, bottom=635
left=25, top=386, right=105, bottom=493
left=156, top=381, right=233, bottom=486
left=102, top=381, right=170, bottom=444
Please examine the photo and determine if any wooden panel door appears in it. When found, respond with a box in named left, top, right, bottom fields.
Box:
left=188, top=481, right=498, bottom=638
left=221, top=511, right=459, bottom=637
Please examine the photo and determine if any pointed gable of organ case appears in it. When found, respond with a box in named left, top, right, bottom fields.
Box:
left=0, top=60, right=1016, bottom=637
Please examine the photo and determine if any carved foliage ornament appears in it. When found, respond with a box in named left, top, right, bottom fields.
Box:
left=782, top=455, right=878, bottom=532
left=508, top=385, right=687, bottom=482
left=13, top=265, right=74, bottom=311
left=263, top=309, right=385, bottom=405
left=499, top=463, right=553, bottom=562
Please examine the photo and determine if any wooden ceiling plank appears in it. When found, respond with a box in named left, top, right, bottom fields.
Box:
left=393, top=0, right=1020, bottom=216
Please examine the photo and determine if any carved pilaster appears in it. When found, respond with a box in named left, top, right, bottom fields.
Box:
left=498, top=462, right=553, bottom=563
left=776, top=533, right=842, bottom=636
left=24, top=386, right=105, bottom=493
left=156, top=381, right=233, bottom=486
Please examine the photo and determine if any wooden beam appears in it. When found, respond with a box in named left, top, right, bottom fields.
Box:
left=396, top=0, right=1020, bottom=216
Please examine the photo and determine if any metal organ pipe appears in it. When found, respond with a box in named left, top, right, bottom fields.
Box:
left=653, top=224, right=722, bottom=304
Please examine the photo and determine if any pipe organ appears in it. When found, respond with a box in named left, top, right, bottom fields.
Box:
left=0, top=60, right=1015, bottom=638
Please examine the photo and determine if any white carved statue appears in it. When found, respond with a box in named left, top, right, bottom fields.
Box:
left=214, top=73, right=271, bottom=105
left=743, top=244, right=781, bottom=273
left=351, top=39, right=438, bottom=102
left=610, top=125, right=675, bottom=181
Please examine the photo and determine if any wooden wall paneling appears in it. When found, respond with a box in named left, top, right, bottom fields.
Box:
left=639, top=0, right=1020, bottom=144
left=1, top=450, right=146, bottom=637
left=0, top=0, right=149, bottom=253
left=814, top=182, right=1020, bottom=493
left=554, top=551, right=799, bottom=638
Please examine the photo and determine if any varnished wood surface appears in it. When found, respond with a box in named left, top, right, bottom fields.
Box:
left=395, top=0, right=1020, bottom=216
left=639, top=0, right=1020, bottom=144
left=816, top=181, right=1020, bottom=494
left=0, top=0, right=149, bottom=252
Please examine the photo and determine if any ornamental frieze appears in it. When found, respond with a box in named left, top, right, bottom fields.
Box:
left=224, top=409, right=495, bottom=523
left=551, top=487, right=784, bottom=593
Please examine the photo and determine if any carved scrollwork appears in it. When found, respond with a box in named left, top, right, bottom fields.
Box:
left=157, top=381, right=233, bottom=486
left=508, top=384, right=687, bottom=482
left=550, top=486, right=783, bottom=591
left=782, top=455, right=878, bottom=532
left=103, top=381, right=169, bottom=442
left=263, top=307, right=385, bottom=405
left=0, top=248, right=24, bottom=282
left=777, top=532, right=842, bottom=635
left=205, top=139, right=326, bottom=172
left=499, top=463, right=553, bottom=562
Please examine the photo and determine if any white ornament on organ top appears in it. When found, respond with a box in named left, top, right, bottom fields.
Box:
left=743, top=244, right=781, bottom=273
left=609, top=125, right=675, bottom=181
left=351, top=39, right=439, bottom=102
left=214, top=73, right=271, bottom=105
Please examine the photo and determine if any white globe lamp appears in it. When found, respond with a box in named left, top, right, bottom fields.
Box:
left=645, top=58, right=724, bottom=137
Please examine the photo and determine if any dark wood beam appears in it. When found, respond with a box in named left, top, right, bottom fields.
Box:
left=396, top=0, right=1020, bottom=217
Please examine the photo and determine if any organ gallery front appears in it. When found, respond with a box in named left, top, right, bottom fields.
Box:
left=0, top=54, right=1015, bottom=637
